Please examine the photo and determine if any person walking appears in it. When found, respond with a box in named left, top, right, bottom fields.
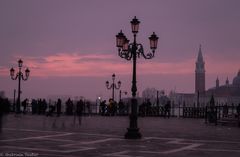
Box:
left=0, top=97, right=4, bottom=133
left=74, top=99, right=84, bottom=125
left=56, top=99, right=62, bottom=117
left=46, top=101, right=55, bottom=117
left=237, top=103, right=240, bottom=117
left=164, top=101, right=171, bottom=118
left=22, top=98, right=28, bottom=114
left=223, top=103, right=229, bottom=117
left=100, top=100, right=106, bottom=116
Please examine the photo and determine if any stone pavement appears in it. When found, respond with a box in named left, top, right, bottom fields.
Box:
left=0, top=114, right=240, bottom=157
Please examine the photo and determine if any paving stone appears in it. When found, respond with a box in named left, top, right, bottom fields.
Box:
left=0, top=114, right=240, bottom=157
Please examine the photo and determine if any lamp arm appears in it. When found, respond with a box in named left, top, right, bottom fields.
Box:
left=14, top=72, right=21, bottom=80
left=11, top=74, right=18, bottom=80
left=118, top=43, right=133, bottom=61
left=22, top=75, right=29, bottom=81
left=118, top=49, right=132, bottom=61
left=106, top=83, right=113, bottom=90
left=136, top=43, right=155, bottom=59
left=115, top=82, right=121, bottom=89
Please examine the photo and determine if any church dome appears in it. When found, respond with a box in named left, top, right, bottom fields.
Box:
left=232, top=70, right=240, bottom=86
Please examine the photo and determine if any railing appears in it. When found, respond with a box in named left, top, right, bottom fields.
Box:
left=204, top=105, right=240, bottom=127
left=182, top=107, right=206, bottom=118
left=7, top=101, right=240, bottom=126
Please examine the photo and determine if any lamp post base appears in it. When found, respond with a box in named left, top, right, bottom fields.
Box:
left=124, top=128, right=142, bottom=139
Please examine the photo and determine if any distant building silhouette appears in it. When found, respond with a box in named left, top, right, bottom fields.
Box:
left=216, top=77, right=220, bottom=88
left=195, top=45, right=205, bottom=94
left=206, top=70, right=240, bottom=97
left=171, top=45, right=240, bottom=106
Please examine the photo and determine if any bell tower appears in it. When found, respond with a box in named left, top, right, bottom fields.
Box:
left=195, top=45, right=205, bottom=94
left=216, top=77, right=219, bottom=88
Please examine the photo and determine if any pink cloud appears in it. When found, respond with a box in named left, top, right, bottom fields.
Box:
left=0, top=66, right=9, bottom=76
left=137, top=54, right=239, bottom=76
left=1, top=52, right=239, bottom=77
left=205, top=55, right=240, bottom=75
left=8, top=53, right=132, bottom=77
left=138, top=59, right=195, bottom=75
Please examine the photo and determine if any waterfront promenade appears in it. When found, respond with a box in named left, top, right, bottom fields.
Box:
left=0, top=114, right=240, bottom=157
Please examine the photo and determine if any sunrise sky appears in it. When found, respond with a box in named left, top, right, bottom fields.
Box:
left=0, top=0, right=240, bottom=101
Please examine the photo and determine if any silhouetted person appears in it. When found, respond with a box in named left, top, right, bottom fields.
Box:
left=223, top=104, right=229, bottom=117
left=31, top=99, right=37, bottom=114
left=108, top=99, right=115, bottom=116
left=46, top=101, right=55, bottom=117
left=56, top=99, right=62, bottom=117
left=0, top=97, right=3, bottom=133
left=112, top=101, right=117, bottom=116
left=75, top=99, right=84, bottom=125
left=0, top=97, right=10, bottom=133
left=237, top=103, right=240, bottom=117
left=164, top=101, right=171, bottom=118
left=37, top=99, right=41, bottom=114
left=42, top=99, right=47, bottom=114
left=100, top=100, right=106, bottom=116
left=118, top=100, right=125, bottom=115
left=22, top=98, right=28, bottom=114
left=86, top=101, right=91, bottom=116
left=66, top=98, right=73, bottom=115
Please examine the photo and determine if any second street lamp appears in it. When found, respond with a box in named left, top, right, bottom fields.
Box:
left=106, top=73, right=121, bottom=101
left=10, top=59, right=30, bottom=113
left=116, top=16, right=159, bottom=139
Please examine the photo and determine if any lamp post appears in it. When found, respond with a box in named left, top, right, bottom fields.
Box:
left=116, top=16, right=158, bottom=139
left=106, top=73, right=121, bottom=101
left=10, top=59, right=30, bottom=113
left=13, top=89, right=16, bottom=112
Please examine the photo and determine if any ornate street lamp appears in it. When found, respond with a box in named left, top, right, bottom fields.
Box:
left=10, top=59, right=30, bottom=113
left=116, top=16, right=159, bottom=139
left=106, top=73, right=121, bottom=101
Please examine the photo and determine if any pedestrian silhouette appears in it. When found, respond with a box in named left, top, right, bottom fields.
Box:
left=118, top=100, right=125, bottom=115
left=237, top=103, right=240, bottom=118
left=100, top=100, right=106, bottom=116
left=86, top=101, right=91, bottom=116
left=164, top=101, right=171, bottom=118
left=22, top=98, right=28, bottom=114
left=0, top=97, right=10, bottom=133
left=46, top=101, right=55, bottom=117
left=66, top=98, right=74, bottom=115
left=223, top=104, right=229, bottom=117
left=56, top=99, right=62, bottom=117
left=74, top=99, right=84, bottom=126
left=0, top=97, right=3, bottom=133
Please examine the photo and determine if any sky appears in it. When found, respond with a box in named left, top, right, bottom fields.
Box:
left=0, top=0, right=240, bottom=101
